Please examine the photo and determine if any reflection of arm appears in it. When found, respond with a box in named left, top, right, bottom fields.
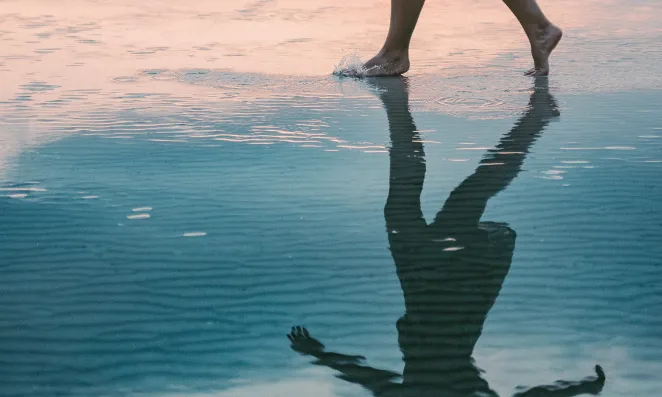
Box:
left=432, top=87, right=557, bottom=230
left=512, top=365, right=606, bottom=397
left=288, top=327, right=399, bottom=394
left=314, top=356, right=400, bottom=394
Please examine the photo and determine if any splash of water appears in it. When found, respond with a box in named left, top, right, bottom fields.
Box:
left=333, top=52, right=368, bottom=77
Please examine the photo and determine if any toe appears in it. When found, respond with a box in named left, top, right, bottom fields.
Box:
left=525, top=67, right=550, bottom=77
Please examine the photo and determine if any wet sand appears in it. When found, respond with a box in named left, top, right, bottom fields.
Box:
left=1, top=1, right=662, bottom=396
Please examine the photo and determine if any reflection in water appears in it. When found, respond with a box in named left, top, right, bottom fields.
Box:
left=288, top=78, right=606, bottom=396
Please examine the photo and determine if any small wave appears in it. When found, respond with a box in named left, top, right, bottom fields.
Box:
left=435, top=96, right=505, bottom=109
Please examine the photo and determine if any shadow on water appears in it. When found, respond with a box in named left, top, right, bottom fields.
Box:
left=287, top=77, right=606, bottom=397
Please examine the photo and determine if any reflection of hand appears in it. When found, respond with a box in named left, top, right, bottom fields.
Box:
left=578, top=365, right=606, bottom=394
left=287, top=326, right=326, bottom=356
left=590, top=365, right=607, bottom=391
left=513, top=364, right=606, bottom=397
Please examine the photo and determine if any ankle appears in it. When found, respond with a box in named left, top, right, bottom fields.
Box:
left=525, top=21, right=554, bottom=42
left=378, top=46, right=409, bottom=59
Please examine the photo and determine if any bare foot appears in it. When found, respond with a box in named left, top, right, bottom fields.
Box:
left=525, top=24, right=562, bottom=76
left=337, top=50, right=409, bottom=77
left=363, top=50, right=410, bottom=76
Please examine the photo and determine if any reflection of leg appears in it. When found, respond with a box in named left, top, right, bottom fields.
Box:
left=503, top=0, right=562, bottom=76
left=368, top=77, right=411, bottom=112
left=370, top=78, right=427, bottom=232
left=361, top=0, right=425, bottom=77
left=432, top=77, right=557, bottom=231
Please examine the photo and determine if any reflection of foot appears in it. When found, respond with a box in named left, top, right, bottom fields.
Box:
left=525, top=24, right=562, bottom=76
left=527, top=77, right=560, bottom=119
left=364, top=76, right=410, bottom=105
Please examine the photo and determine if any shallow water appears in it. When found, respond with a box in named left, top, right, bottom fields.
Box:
left=1, top=1, right=662, bottom=397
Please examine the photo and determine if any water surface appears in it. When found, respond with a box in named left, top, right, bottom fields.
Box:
left=1, top=1, right=662, bottom=396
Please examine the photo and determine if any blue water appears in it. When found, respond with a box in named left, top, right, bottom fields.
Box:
left=2, top=72, right=662, bottom=396
left=2, top=0, right=662, bottom=394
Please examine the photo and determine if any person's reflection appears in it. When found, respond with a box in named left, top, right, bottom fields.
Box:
left=287, top=78, right=605, bottom=397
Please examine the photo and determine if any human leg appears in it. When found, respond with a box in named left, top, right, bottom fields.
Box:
left=503, top=0, right=562, bottom=76
left=361, top=0, right=425, bottom=77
